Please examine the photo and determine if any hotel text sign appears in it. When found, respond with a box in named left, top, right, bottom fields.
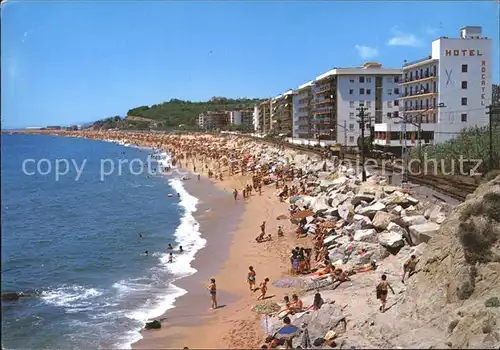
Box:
left=444, top=49, right=483, bottom=57
left=481, top=60, right=487, bottom=106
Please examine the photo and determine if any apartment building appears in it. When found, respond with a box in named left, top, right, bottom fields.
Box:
left=253, top=100, right=272, bottom=135
left=271, top=90, right=294, bottom=135
left=293, top=62, right=400, bottom=146
left=198, top=111, right=229, bottom=130
left=374, top=26, right=493, bottom=148
left=292, top=81, right=314, bottom=139
left=229, top=110, right=254, bottom=132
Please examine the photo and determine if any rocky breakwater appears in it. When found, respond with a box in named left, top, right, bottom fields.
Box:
left=264, top=174, right=500, bottom=349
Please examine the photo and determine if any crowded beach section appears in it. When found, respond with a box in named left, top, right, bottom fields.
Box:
left=38, top=130, right=447, bottom=348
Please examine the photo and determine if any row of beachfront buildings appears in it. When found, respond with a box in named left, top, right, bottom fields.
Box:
left=198, top=26, right=493, bottom=149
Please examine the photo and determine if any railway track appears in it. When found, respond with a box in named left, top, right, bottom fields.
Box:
left=247, top=137, right=479, bottom=202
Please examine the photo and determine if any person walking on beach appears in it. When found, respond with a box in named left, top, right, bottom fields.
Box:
left=233, top=188, right=238, bottom=201
left=260, top=221, right=266, bottom=235
left=376, top=274, right=395, bottom=313
left=402, top=255, right=418, bottom=283
left=207, top=278, right=218, bottom=309
left=256, top=278, right=269, bottom=300
left=248, top=266, right=257, bottom=291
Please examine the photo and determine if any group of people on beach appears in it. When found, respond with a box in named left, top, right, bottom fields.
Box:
left=49, top=131, right=425, bottom=345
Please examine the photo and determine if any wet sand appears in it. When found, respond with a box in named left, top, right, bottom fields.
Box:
left=134, top=156, right=306, bottom=348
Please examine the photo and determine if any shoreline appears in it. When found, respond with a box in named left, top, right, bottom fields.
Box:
left=134, top=150, right=305, bottom=348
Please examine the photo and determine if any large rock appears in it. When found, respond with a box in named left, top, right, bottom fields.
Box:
left=408, top=222, right=440, bottom=244
left=351, top=194, right=375, bottom=207
left=310, top=195, right=330, bottom=213
left=356, top=202, right=386, bottom=219
left=371, top=211, right=395, bottom=231
left=378, top=230, right=405, bottom=249
left=400, top=215, right=427, bottom=227
left=353, top=228, right=377, bottom=242
left=337, top=202, right=353, bottom=222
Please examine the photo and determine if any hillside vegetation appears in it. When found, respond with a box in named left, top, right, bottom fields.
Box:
left=127, top=97, right=265, bottom=127
left=91, top=97, right=265, bottom=130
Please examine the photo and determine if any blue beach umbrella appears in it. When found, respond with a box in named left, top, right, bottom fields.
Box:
left=275, top=324, right=301, bottom=340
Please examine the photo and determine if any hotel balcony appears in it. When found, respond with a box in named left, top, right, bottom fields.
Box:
left=399, top=88, right=438, bottom=100
left=313, top=98, right=335, bottom=107
left=400, top=105, right=439, bottom=113
left=400, top=71, right=438, bottom=86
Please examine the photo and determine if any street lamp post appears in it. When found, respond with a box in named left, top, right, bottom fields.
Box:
left=392, top=103, right=446, bottom=185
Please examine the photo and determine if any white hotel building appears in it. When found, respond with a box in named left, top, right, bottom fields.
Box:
left=374, top=26, right=493, bottom=148
left=292, top=62, right=401, bottom=147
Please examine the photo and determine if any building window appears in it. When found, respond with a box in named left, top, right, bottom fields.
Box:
left=461, top=113, right=467, bottom=122
left=462, top=64, right=468, bottom=73
left=349, top=124, right=355, bottom=131
left=387, top=112, right=392, bottom=118
left=394, top=100, right=399, bottom=106
left=386, top=77, right=393, bottom=83
left=366, top=101, right=372, bottom=108
left=394, top=88, right=400, bottom=95
left=359, top=76, right=365, bottom=83
left=366, top=89, right=371, bottom=95
left=359, top=100, right=365, bottom=106
left=387, top=101, right=393, bottom=108
left=388, top=89, right=393, bottom=95
left=349, top=78, right=355, bottom=83
left=349, top=89, right=354, bottom=95
left=349, top=136, right=355, bottom=143
left=461, top=97, right=468, bottom=106
left=394, top=76, right=400, bottom=83
left=349, top=112, right=355, bottom=117
left=359, top=88, right=365, bottom=95
left=349, top=101, right=355, bottom=108
left=367, top=77, right=372, bottom=83
left=461, top=81, right=468, bottom=89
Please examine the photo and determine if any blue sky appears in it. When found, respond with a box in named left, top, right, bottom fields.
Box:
left=2, top=0, right=499, bottom=128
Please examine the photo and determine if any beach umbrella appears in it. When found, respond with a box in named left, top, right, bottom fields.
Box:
left=275, top=324, right=301, bottom=341
left=252, top=301, right=281, bottom=334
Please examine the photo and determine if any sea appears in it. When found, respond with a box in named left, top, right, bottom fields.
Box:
left=1, top=134, right=205, bottom=349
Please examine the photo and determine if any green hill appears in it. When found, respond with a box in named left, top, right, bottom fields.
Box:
left=90, top=97, right=266, bottom=130
left=126, top=97, right=265, bottom=128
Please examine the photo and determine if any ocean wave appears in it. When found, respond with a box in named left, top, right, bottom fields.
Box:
left=41, top=284, right=104, bottom=308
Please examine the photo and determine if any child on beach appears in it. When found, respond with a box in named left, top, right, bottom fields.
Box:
left=207, top=278, right=217, bottom=309
left=256, top=278, right=269, bottom=300
left=168, top=253, right=174, bottom=263
left=248, top=266, right=256, bottom=291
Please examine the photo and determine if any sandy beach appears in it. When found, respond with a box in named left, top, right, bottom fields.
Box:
left=133, top=149, right=304, bottom=348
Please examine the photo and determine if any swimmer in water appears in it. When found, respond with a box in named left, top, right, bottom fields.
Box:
left=168, top=253, right=174, bottom=263
left=145, top=250, right=149, bottom=255
left=179, top=246, right=184, bottom=253
left=139, top=233, right=143, bottom=238
left=167, top=244, right=173, bottom=250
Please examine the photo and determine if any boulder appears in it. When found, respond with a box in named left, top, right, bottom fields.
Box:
left=310, top=195, right=330, bottom=213
left=353, top=228, right=377, bottom=242
left=372, top=211, right=395, bottom=231
left=378, top=230, right=405, bottom=249
left=145, top=320, right=161, bottom=330
left=337, top=202, right=353, bottom=222
left=408, top=222, right=440, bottom=244
left=351, top=194, right=375, bottom=207
left=400, top=215, right=427, bottom=227
left=356, top=202, right=386, bottom=219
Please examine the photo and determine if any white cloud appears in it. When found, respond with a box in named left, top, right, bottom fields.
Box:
left=354, top=45, right=379, bottom=60
left=425, top=25, right=439, bottom=36
left=386, top=27, right=424, bottom=47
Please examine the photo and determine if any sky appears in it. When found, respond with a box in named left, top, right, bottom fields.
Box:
left=1, top=0, right=499, bottom=128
